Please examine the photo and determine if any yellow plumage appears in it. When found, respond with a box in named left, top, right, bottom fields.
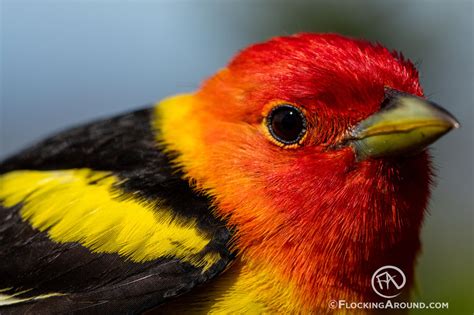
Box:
left=0, top=169, right=219, bottom=270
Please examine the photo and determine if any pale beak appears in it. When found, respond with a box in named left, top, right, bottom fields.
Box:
left=347, top=88, right=460, bottom=161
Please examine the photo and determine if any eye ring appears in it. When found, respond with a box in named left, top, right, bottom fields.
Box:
left=265, top=104, right=308, bottom=146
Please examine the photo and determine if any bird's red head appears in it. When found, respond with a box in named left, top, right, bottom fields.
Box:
left=157, top=33, right=458, bottom=311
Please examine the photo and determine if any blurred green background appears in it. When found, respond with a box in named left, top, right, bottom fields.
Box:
left=1, top=1, right=473, bottom=314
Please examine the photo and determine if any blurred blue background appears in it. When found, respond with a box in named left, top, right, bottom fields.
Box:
left=1, top=1, right=472, bottom=313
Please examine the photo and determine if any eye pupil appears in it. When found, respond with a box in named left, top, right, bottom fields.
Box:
left=267, top=105, right=307, bottom=145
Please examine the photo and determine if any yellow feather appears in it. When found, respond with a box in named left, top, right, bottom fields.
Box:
left=158, top=259, right=302, bottom=314
left=153, top=94, right=206, bottom=174
left=0, top=169, right=219, bottom=270
left=0, top=292, right=64, bottom=306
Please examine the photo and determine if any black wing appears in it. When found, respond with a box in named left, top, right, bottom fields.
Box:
left=0, top=108, right=233, bottom=314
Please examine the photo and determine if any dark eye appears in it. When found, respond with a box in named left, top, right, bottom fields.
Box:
left=266, top=104, right=307, bottom=145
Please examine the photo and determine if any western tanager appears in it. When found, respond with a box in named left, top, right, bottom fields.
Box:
left=0, top=33, right=459, bottom=314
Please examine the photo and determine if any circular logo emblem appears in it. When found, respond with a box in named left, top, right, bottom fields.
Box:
left=371, top=265, right=406, bottom=299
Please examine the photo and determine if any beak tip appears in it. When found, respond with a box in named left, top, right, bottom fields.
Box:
left=443, top=112, right=460, bottom=130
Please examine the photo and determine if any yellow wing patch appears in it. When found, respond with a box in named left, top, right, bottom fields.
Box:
left=0, top=292, right=64, bottom=306
left=0, top=169, right=218, bottom=270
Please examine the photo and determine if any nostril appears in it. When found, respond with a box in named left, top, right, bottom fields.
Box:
left=380, top=87, right=406, bottom=110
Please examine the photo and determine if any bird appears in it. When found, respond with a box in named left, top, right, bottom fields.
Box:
left=0, top=33, right=459, bottom=314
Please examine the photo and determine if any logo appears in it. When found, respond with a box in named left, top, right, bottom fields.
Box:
left=371, top=265, right=406, bottom=299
